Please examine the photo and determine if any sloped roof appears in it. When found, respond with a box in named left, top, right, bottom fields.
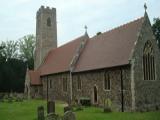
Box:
left=74, top=17, right=144, bottom=72
left=29, top=16, right=145, bottom=85
left=28, top=70, right=41, bottom=85
left=39, top=35, right=89, bottom=76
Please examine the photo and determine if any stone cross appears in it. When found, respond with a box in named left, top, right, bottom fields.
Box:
left=84, top=25, right=88, bottom=34
left=144, top=3, right=147, bottom=12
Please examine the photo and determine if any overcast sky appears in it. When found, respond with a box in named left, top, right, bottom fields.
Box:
left=0, top=0, right=159, bottom=46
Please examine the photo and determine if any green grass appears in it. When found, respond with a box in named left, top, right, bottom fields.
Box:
left=0, top=100, right=46, bottom=120
left=0, top=100, right=160, bottom=120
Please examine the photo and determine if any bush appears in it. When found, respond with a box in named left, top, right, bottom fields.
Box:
left=103, top=98, right=112, bottom=113
left=64, top=106, right=73, bottom=113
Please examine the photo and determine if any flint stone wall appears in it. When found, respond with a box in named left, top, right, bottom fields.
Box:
left=42, top=72, right=70, bottom=102
left=131, top=15, right=160, bottom=111
left=72, top=66, right=131, bottom=111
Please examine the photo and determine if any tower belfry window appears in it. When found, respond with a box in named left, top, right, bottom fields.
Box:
left=143, top=41, right=155, bottom=80
left=47, top=17, right=51, bottom=27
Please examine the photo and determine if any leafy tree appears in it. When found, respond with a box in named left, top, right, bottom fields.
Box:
left=0, top=34, right=35, bottom=93
left=19, top=34, right=36, bottom=69
left=152, top=18, right=160, bottom=48
left=0, top=40, right=18, bottom=59
left=0, top=45, right=5, bottom=59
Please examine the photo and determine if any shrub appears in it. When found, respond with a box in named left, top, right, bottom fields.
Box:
left=79, top=97, right=91, bottom=106
left=103, top=98, right=112, bottom=113
left=64, top=106, right=73, bottom=113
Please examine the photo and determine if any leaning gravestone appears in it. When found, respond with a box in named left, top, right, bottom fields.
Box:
left=47, top=101, right=55, bottom=114
left=63, top=111, right=76, bottom=120
left=37, top=106, right=45, bottom=120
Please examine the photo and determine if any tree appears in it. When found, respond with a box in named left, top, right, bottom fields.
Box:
left=152, top=18, right=160, bottom=48
left=0, top=45, right=5, bottom=59
left=0, top=58, right=26, bottom=92
left=0, top=40, right=18, bottom=60
left=19, top=34, right=36, bottom=69
left=0, top=35, right=35, bottom=93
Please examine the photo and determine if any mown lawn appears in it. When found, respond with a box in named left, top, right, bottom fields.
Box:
left=0, top=100, right=160, bottom=120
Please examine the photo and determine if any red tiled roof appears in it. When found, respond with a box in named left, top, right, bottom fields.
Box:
left=74, top=17, right=144, bottom=72
left=29, top=16, right=145, bottom=85
left=39, top=35, right=89, bottom=76
left=28, top=70, right=41, bottom=85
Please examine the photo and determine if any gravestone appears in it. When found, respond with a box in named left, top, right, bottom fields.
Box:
left=63, top=111, right=76, bottom=120
left=46, top=113, right=60, bottom=120
left=37, top=106, right=45, bottom=120
left=47, top=101, right=55, bottom=114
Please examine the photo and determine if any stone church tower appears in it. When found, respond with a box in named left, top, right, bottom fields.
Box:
left=34, top=6, right=57, bottom=69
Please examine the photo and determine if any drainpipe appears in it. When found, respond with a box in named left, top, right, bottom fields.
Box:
left=47, top=76, right=49, bottom=102
left=120, top=68, right=124, bottom=112
left=69, top=70, right=73, bottom=105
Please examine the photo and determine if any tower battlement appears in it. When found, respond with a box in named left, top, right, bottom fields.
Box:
left=37, top=6, right=56, bottom=18
left=35, top=6, right=57, bottom=69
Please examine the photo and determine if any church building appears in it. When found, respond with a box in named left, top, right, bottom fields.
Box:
left=25, top=5, right=160, bottom=112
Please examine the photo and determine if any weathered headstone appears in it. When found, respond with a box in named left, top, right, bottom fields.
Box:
left=37, top=106, right=45, bottom=120
left=63, top=111, right=76, bottom=120
left=47, top=101, right=55, bottom=114
left=46, top=113, right=60, bottom=120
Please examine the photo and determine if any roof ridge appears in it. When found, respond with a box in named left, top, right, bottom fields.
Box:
left=58, top=34, right=87, bottom=48
left=48, top=34, right=87, bottom=53
left=108, top=16, right=144, bottom=32
left=92, top=16, right=144, bottom=39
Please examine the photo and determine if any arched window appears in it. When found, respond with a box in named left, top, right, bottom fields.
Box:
left=49, top=79, right=52, bottom=88
left=63, top=78, right=67, bottom=92
left=104, top=72, right=111, bottom=90
left=77, top=76, right=82, bottom=90
left=143, top=41, right=155, bottom=80
left=47, top=17, right=51, bottom=27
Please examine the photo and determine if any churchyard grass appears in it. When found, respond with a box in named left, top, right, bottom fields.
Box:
left=0, top=100, right=160, bottom=120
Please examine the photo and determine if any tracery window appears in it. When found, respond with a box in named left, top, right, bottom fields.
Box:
left=143, top=41, right=155, bottom=80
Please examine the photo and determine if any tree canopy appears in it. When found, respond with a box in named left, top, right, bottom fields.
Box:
left=19, top=34, right=36, bottom=69
left=152, top=18, right=160, bottom=48
left=0, top=40, right=18, bottom=60
left=0, top=34, right=35, bottom=92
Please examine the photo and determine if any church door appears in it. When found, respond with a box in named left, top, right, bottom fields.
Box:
left=93, top=86, right=98, bottom=104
